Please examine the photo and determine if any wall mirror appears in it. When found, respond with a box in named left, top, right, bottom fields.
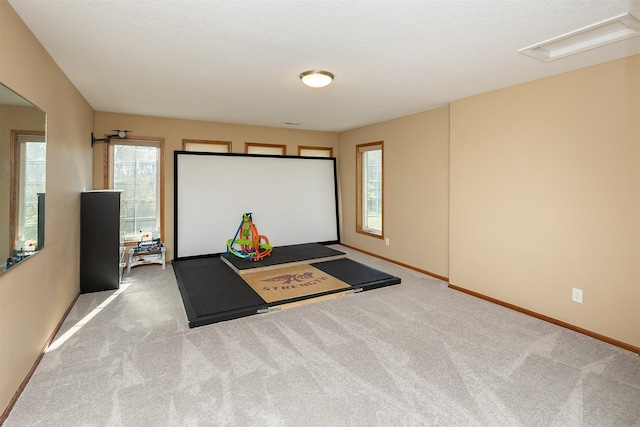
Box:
left=0, top=83, right=46, bottom=273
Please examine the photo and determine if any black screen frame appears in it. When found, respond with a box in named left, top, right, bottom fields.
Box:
left=174, top=151, right=340, bottom=260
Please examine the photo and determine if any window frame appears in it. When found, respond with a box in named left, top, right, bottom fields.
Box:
left=182, top=139, right=231, bottom=153
left=245, top=142, right=286, bottom=155
left=9, top=130, right=46, bottom=253
left=356, top=141, right=384, bottom=239
left=104, top=135, right=165, bottom=243
left=298, top=146, right=334, bottom=158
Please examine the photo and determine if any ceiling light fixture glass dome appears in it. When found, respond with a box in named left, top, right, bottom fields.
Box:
left=300, top=70, right=334, bottom=88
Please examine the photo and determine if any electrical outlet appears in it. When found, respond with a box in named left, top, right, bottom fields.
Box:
left=385, top=237, right=390, bottom=246
left=572, top=288, right=583, bottom=304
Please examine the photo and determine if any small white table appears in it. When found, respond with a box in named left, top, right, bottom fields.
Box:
left=127, top=246, right=166, bottom=273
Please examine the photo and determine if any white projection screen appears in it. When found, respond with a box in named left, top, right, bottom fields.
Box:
left=175, top=152, right=339, bottom=258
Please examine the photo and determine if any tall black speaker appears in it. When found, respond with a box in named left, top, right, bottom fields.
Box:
left=37, top=192, right=45, bottom=250
left=80, top=191, right=122, bottom=293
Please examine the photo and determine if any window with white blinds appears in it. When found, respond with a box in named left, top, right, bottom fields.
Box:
left=183, top=139, right=231, bottom=153
left=298, top=146, right=333, bottom=158
left=245, top=142, right=286, bottom=155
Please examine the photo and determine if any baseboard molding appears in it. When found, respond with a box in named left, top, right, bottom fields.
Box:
left=0, top=293, right=79, bottom=425
left=336, top=243, right=639, bottom=355
left=338, top=243, right=449, bottom=282
left=448, top=283, right=640, bottom=355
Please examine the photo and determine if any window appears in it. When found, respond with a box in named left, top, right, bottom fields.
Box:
left=10, top=131, right=46, bottom=249
left=183, top=139, right=231, bottom=153
left=107, top=137, right=164, bottom=242
left=245, top=142, right=286, bottom=155
left=356, top=141, right=383, bottom=238
left=298, top=146, right=333, bottom=158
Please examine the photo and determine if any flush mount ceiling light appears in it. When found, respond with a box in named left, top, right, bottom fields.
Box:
left=300, top=70, right=334, bottom=88
left=519, top=12, right=640, bottom=61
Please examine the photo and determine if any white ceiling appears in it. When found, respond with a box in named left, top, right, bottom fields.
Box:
left=7, top=0, right=640, bottom=132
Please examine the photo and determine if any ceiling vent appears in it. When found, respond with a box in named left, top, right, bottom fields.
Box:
left=519, top=12, right=640, bottom=61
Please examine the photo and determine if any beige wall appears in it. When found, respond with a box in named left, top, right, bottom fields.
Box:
left=93, top=112, right=339, bottom=261
left=0, top=0, right=94, bottom=415
left=338, top=107, right=450, bottom=279
left=450, top=56, right=640, bottom=347
left=1, top=0, right=638, bottom=415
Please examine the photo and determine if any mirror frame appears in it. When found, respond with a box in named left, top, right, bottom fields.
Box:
left=1, top=83, right=47, bottom=273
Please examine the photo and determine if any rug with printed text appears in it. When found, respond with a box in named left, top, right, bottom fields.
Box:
left=241, top=264, right=351, bottom=303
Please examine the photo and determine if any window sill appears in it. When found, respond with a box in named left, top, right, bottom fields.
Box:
left=356, top=229, right=384, bottom=239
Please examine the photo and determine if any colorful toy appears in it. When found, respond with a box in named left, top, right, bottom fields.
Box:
left=226, top=213, right=272, bottom=261
left=137, top=231, right=161, bottom=251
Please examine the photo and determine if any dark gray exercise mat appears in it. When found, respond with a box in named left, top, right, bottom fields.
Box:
left=172, top=244, right=401, bottom=328
left=312, top=258, right=401, bottom=290
left=173, top=257, right=267, bottom=327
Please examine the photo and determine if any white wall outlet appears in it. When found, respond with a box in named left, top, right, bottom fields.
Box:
left=385, top=237, right=390, bottom=246
left=572, top=288, right=583, bottom=304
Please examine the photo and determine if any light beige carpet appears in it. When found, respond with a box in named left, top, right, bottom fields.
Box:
left=241, top=264, right=351, bottom=303
left=4, top=245, right=640, bottom=426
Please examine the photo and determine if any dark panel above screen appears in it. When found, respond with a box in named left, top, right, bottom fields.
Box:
left=175, top=152, right=339, bottom=259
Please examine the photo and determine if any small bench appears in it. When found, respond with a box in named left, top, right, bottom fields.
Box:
left=127, top=246, right=166, bottom=273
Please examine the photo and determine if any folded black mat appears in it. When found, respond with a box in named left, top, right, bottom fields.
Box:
left=221, top=242, right=345, bottom=272
left=173, top=257, right=267, bottom=327
left=312, top=258, right=401, bottom=290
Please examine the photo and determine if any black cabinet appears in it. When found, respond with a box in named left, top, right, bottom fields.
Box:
left=80, top=191, right=123, bottom=293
